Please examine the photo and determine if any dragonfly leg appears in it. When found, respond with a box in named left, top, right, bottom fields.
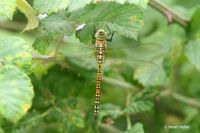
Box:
left=106, top=24, right=112, bottom=35
left=104, top=23, right=115, bottom=42
left=92, top=28, right=97, bottom=44
left=106, top=31, right=115, bottom=42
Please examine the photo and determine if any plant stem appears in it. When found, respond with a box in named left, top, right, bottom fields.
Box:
left=160, top=89, right=200, bottom=110
left=0, top=21, right=25, bottom=31
left=32, top=55, right=55, bottom=60
left=149, top=0, right=190, bottom=27
left=125, top=90, right=132, bottom=131
left=172, top=92, right=200, bottom=110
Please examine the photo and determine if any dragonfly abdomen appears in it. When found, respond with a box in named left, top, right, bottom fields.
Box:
left=94, top=63, right=102, bottom=119
left=94, top=39, right=106, bottom=119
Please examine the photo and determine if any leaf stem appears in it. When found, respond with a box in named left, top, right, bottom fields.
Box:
left=149, top=0, right=190, bottom=27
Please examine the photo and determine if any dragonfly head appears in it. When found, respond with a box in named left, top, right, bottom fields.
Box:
left=95, top=29, right=107, bottom=40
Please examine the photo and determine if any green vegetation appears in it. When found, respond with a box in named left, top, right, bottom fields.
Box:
left=0, top=0, right=200, bottom=133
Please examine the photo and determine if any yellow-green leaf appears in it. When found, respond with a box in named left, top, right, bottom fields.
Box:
left=0, top=65, right=34, bottom=123
left=0, top=0, right=16, bottom=20
left=0, top=37, right=32, bottom=73
left=16, top=0, right=39, bottom=31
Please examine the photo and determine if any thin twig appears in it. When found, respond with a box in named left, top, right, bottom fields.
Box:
left=160, top=89, right=200, bottom=110
left=32, top=55, right=55, bottom=60
left=172, top=93, right=200, bottom=110
left=149, top=0, right=190, bottom=27
left=32, top=54, right=70, bottom=69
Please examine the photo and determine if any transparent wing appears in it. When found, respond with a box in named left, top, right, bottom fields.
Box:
left=104, top=42, right=164, bottom=67
left=59, top=38, right=164, bottom=75
left=59, top=40, right=97, bottom=70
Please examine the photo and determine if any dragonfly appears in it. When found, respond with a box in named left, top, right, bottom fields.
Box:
left=93, top=29, right=112, bottom=119
left=59, top=27, right=164, bottom=120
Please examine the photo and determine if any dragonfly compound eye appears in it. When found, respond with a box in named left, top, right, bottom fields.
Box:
left=98, top=32, right=104, bottom=36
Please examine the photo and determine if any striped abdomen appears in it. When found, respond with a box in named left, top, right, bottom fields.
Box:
left=94, top=40, right=106, bottom=119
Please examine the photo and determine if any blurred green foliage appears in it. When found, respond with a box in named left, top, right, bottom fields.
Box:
left=0, top=0, right=200, bottom=133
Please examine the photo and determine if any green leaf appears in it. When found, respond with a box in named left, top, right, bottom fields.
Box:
left=134, top=59, right=167, bottom=86
left=100, top=104, right=123, bottom=119
left=17, top=0, right=39, bottom=31
left=33, top=0, right=70, bottom=14
left=93, top=0, right=149, bottom=9
left=75, top=23, right=95, bottom=43
left=0, top=0, right=16, bottom=20
left=124, top=88, right=157, bottom=114
left=126, top=0, right=149, bottom=9
left=68, top=110, right=85, bottom=129
left=41, top=12, right=77, bottom=35
left=138, top=24, right=185, bottom=86
left=46, top=107, right=85, bottom=130
left=69, top=0, right=92, bottom=12
left=127, top=122, right=144, bottom=133
left=0, top=37, right=32, bottom=73
left=32, top=37, right=50, bottom=54
left=123, top=100, right=153, bottom=114
left=69, top=2, right=144, bottom=40
left=188, top=7, right=200, bottom=39
left=31, top=61, right=55, bottom=79
left=32, top=32, right=60, bottom=54
left=185, top=39, right=200, bottom=71
left=0, top=65, right=34, bottom=123
left=33, top=0, right=148, bottom=14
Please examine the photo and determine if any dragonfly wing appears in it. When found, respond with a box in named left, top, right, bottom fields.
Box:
left=105, top=42, right=164, bottom=67
left=106, top=42, right=164, bottom=60
left=59, top=42, right=97, bottom=70
left=104, top=42, right=166, bottom=85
